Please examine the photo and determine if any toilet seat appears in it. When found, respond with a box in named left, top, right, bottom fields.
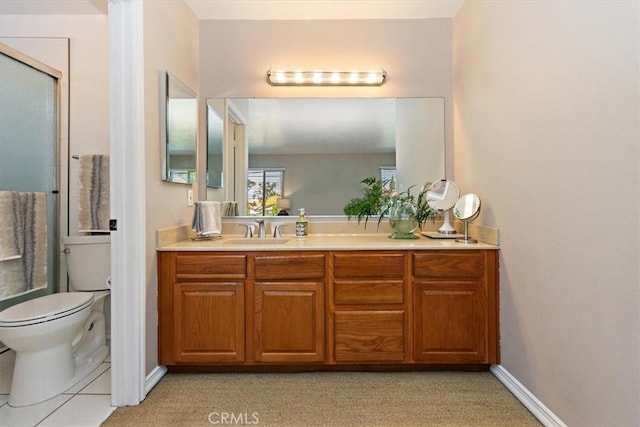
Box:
left=0, top=293, right=94, bottom=328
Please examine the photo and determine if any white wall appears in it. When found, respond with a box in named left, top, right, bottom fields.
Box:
left=453, top=1, right=639, bottom=425
left=142, top=0, right=199, bottom=375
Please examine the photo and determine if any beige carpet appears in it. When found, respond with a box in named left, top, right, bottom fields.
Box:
left=102, top=371, right=541, bottom=426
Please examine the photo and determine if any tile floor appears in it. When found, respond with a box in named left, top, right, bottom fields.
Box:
left=0, top=350, right=115, bottom=427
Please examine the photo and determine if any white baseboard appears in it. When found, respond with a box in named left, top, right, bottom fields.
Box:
left=145, top=365, right=168, bottom=395
left=491, top=364, right=566, bottom=427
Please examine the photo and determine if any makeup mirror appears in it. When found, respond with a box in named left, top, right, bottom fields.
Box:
left=425, top=179, right=460, bottom=237
left=453, top=193, right=481, bottom=244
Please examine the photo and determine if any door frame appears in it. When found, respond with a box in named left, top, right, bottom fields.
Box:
left=108, top=0, right=146, bottom=406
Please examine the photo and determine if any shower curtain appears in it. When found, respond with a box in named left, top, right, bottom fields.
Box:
left=0, top=46, right=59, bottom=310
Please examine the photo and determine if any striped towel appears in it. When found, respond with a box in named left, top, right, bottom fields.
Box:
left=0, top=191, right=48, bottom=301
left=78, top=154, right=110, bottom=232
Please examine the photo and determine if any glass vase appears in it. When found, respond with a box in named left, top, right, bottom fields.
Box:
left=387, top=201, right=419, bottom=239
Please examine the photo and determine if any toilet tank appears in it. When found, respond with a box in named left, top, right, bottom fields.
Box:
left=62, top=235, right=110, bottom=291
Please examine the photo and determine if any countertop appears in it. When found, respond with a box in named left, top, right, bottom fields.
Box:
left=158, top=233, right=499, bottom=252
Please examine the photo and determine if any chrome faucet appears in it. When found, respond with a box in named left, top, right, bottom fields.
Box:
left=254, top=219, right=266, bottom=238
left=272, top=223, right=284, bottom=238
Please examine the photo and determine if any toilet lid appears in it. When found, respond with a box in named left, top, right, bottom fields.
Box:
left=0, top=292, right=94, bottom=326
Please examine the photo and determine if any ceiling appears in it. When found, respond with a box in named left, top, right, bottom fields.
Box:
left=184, top=1, right=464, bottom=20
left=0, top=0, right=107, bottom=15
left=0, top=0, right=464, bottom=20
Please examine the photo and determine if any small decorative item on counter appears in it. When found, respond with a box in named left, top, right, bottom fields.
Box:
left=343, top=176, right=438, bottom=239
left=295, top=208, right=308, bottom=238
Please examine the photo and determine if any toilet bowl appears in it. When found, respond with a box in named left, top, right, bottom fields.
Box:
left=0, top=235, right=110, bottom=407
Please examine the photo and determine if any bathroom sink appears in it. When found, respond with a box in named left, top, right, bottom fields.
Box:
left=223, top=238, right=290, bottom=245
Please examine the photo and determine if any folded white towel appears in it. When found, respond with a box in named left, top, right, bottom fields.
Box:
left=192, top=201, right=222, bottom=235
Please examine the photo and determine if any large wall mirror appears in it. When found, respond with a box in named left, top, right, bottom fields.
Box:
left=160, top=72, right=197, bottom=184
left=206, top=100, right=223, bottom=188
left=207, top=97, right=445, bottom=216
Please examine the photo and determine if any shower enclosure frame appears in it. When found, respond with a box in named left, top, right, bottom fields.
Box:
left=0, top=42, right=62, bottom=311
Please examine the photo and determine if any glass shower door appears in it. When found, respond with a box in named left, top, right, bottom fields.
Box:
left=0, top=47, right=60, bottom=310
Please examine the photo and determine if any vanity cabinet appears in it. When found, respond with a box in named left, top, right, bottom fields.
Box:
left=253, top=254, right=325, bottom=363
left=412, top=250, right=499, bottom=363
left=158, top=252, right=246, bottom=363
left=158, top=247, right=499, bottom=368
left=158, top=251, right=326, bottom=366
left=329, top=252, right=407, bottom=363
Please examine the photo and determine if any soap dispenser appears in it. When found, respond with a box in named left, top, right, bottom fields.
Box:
left=296, top=208, right=308, bottom=238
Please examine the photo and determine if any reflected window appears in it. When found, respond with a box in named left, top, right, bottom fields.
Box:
left=168, top=169, right=197, bottom=184
left=380, top=167, right=398, bottom=190
left=247, top=168, right=284, bottom=216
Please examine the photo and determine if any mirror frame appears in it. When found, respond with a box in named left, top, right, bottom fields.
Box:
left=160, top=71, right=197, bottom=184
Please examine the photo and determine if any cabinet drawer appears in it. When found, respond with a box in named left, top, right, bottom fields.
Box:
left=334, top=310, right=405, bottom=362
left=332, top=253, right=404, bottom=279
left=413, top=251, right=484, bottom=279
left=333, top=281, right=404, bottom=305
left=176, top=253, right=246, bottom=279
left=254, top=253, right=325, bottom=280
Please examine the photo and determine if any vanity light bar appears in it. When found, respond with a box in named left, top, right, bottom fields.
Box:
left=266, top=69, right=386, bottom=86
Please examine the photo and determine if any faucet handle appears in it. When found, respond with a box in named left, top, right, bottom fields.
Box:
left=254, top=219, right=266, bottom=238
left=238, top=223, right=254, bottom=238
left=272, top=222, right=285, bottom=238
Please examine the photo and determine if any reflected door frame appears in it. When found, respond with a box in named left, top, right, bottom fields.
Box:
left=225, top=99, right=247, bottom=213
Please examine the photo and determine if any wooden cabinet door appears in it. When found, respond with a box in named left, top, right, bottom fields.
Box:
left=413, top=280, right=486, bottom=363
left=412, top=250, right=499, bottom=364
left=173, top=282, right=245, bottom=363
left=254, top=282, right=324, bottom=363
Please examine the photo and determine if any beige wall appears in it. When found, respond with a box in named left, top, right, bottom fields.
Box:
left=453, top=1, right=639, bottom=425
left=143, top=1, right=199, bottom=374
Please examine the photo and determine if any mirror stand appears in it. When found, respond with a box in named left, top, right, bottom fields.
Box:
left=438, top=210, right=457, bottom=234
left=424, top=179, right=462, bottom=239
left=455, top=220, right=477, bottom=244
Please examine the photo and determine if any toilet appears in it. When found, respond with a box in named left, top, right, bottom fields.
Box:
left=0, top=235, right=110, bottom=407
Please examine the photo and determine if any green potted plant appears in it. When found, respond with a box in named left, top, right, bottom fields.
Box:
left=343, top=176, right=437, bottom=239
